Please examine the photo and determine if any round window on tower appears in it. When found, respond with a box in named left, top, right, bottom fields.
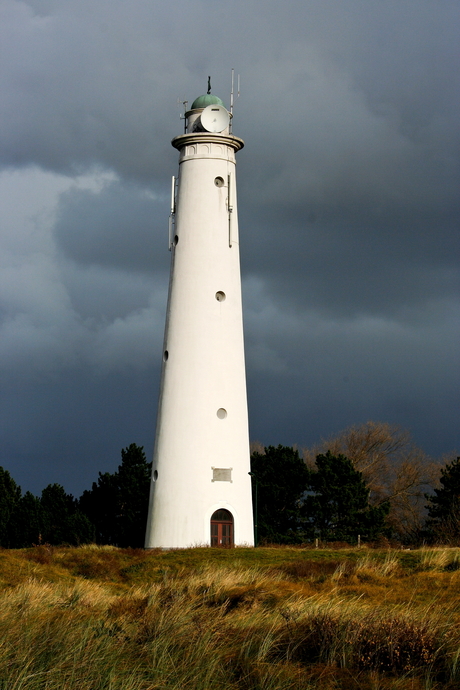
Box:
left=214, top=177, right=224, bottom=187
left=217, top=408, right=227, bottom=419
left=215, top=291, right=226, bottom=302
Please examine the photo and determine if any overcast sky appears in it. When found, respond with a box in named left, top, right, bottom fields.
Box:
left=1, top=0, right=459, bottom=497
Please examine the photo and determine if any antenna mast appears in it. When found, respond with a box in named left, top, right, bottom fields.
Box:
left=230, top=69, right=235, bottom=116
left=229, top=69, right=240, bottom=134
left=178, top=99, right=188, bottom=133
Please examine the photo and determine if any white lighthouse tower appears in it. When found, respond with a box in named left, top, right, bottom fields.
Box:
left=145, top=86, right=254, bottom=548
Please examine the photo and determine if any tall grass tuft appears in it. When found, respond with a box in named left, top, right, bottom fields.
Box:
left=419, top=547, right=460, bottom=572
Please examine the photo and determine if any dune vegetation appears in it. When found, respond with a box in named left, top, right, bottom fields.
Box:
left=1, top=545, right=460, bottom=689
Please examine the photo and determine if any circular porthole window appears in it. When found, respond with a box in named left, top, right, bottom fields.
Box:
left=216, top=408, right=227, bottom=419
left=215, top=291, right=226, bottom=302
left=163, top=350, right=169, bottom=361
left=214, top=176, right=224, bottom=187
left=153, top=470, right=158, bottom=482
left=174, top=235, right=179, bottom=245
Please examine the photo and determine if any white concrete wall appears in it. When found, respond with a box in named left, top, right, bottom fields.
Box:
left=145, top=122, right=254, bottom=548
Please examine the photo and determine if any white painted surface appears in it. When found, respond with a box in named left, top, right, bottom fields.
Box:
left=145, top=105, right=254, bottom=548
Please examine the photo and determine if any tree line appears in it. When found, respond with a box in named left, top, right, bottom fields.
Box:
left=0, top=444, right=151, bottom=548
left=0, top=423, right=458, bottom=548
left=251, top=421, right=459, bottom=545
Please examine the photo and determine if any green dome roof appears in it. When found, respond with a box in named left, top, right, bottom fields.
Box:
left=190, top=94, right=225, bottom=109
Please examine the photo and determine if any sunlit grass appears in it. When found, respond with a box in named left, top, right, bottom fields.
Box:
left=0, top=545, right=459, bottom=688
left=418, top=546, right=460, bottom=572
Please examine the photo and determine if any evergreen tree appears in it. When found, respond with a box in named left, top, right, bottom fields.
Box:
left=40, top=483, right=75, bottom=544
left=80, top=471, right=118, bottom=544
left=10, top=491, right=42, bottom=547
left=250, top=445, right=310, bottom=543
left=116, top=444, right=152, bottom=547
left=64, top=510, right=95, bottom=546
left=426, top=456, right=460, bottom=544
left=303, top=451, right=389, bottom=542
left=40, top=484, right=93, bottom=545
left=79, top=444, right=151, bottom=547
left=0, top=467, right=21, bottom=547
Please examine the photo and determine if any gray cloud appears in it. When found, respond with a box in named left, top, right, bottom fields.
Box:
left=55, top=180, right=168, bottom=273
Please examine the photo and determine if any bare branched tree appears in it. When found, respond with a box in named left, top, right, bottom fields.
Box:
left=302, top=421, right=441, bottom=542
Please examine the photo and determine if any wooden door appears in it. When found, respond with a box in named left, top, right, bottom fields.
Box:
left=210, top=509, right=234, bottom=547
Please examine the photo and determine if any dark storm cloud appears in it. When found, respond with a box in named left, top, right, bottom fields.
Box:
left=1, top=369, right=157, bottom=495
left=1, top=0, right=173, bottom=178
left=240, top=201, right=459, bottom=318
left=0, top=0, right=458, bottom=494
left=244, top=279, right=460, bottom=456
left=1, top=174, right=168, bottom=386
left=55, top=180, right=168, bottom=274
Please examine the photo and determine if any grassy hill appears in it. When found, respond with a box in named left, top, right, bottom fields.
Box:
left=0, top=545, right=459, bottom=689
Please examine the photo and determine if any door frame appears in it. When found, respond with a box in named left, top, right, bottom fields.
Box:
left=210, top=509, right=234, bottom=547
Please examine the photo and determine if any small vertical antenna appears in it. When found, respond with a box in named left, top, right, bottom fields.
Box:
left=168, top=175, right=176, bottom=250
left=228, top=173, right=233, bottom=247
left=178, top=99, right=188, bottom=133
left=229, top=69, right=235, bottom=133
left=230, top=69, right=235, bottom=114
left=229, top=69, right=240, bottom=134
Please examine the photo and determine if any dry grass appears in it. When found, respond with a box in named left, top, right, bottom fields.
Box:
left=0, top=545, right=459, bottom=689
